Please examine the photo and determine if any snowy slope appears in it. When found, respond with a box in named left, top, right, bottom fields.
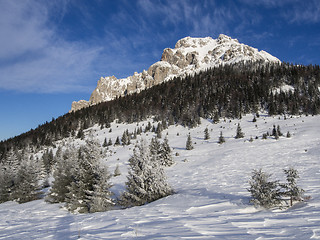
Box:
left=1, top=113, right=320, bottom=239
left=71, top=34, right=281, bottom=112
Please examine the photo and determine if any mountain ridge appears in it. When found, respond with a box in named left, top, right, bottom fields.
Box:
left=71, top=34, right=280, bottom=112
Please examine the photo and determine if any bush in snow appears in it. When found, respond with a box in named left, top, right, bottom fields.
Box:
left=248, top=169, right=282, bottom=208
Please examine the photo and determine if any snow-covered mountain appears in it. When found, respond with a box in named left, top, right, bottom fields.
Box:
left=71, top=34, right=280, bottom=112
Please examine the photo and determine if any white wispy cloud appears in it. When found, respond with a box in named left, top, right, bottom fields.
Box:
left=242, top=0, right=320, bottom=24
left=286, top=1, right=320, bottom=24
left=0, top=1, right=102, bottom=93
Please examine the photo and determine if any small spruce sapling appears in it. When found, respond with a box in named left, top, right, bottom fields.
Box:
left=286, top=131, right=291, bottom=138
left=114, top=136, right=120, bottom=146
left=204, top=127, right=210, bottom=140
left=218, top=131, right=225, bottom=144
left=103, top=138, right=108, bottom=147
left=281, top=168, right=304, bottom=207
left=277, top=125, right=283, bottom=136
left=186, top=133, right=194, bottom=150
left=235, top=123, right=244, bottom=139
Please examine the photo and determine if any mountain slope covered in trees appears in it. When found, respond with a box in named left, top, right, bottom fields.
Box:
left=1, top=62, right=320, bottom=160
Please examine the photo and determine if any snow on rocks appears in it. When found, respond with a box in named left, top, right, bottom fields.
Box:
left=70, top=35, right=281, bottom=112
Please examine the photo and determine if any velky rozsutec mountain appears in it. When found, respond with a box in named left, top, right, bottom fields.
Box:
left=71, top=34, right=280, bottom=112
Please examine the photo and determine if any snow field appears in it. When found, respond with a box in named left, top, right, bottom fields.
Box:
left=0, top=113, right=320, bottom=239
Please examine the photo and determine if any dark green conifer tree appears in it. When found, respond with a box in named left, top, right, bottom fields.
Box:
left=186, top=133, right=194, bottom=150
left=204, top=127, right=210, bottom=140
left=235, top=123, right=244, bottom=139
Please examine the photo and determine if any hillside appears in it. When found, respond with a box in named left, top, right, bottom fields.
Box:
left=1, top=62, right=320, bottom=160
left=0, top=113, right=320, bottom=239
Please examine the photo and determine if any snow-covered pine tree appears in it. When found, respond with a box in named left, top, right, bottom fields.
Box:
left=46, top=148, right=77, bottom=203
left=42, top=149, right=54, bottom=174
left=248, top=169, right=282, bottom=208
left=204, top=127, right=210, bottom=140
left=281, top=167, right=304, bottom=206
left=186, top=133, right=194, bottom=150
left=64, top=140, right=113, bottom=213
left=159, top=136, right=174, bottom=167
left=121, top=130, right=129, bottom=145
left=65, top=141, right=99, bottom=213
left=235, top=123, right=244, bottom=139
left=11, top=157, right=42, bottom=203
left=87, top=164, right=114, bottom=213
left=0, top=163, right=14, bottom=203
left=149, top=137, right=161, bottom=161
left=156, top=122, right=162, bottom=138
left=120, top=140, right=172, bottom=207
left=3, top=148, right=20, bottom=174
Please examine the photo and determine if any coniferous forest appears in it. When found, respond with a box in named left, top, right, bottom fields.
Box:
left=1, top=62, right=320, bottom=160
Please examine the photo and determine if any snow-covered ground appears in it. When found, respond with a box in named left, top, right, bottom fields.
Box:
left=1, top=114, right=320, bottom=239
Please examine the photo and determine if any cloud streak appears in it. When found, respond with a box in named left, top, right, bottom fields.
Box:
left=0, top=1, right=102, bottom=93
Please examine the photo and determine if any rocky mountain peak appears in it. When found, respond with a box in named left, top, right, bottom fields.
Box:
left=70, top=35, right=280, bottom=112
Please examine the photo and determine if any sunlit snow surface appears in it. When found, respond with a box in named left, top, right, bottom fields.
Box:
left=1, top=114, right=320, bottom=239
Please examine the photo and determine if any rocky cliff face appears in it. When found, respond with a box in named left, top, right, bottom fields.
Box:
left=71, top=34, right=280, bottom=112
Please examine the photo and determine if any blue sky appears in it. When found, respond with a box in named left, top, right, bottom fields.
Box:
left=0, top=0, right=320, bottom=141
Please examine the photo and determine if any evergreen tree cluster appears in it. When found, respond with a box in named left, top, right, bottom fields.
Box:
left=248, top=168, right=304, bottom=209
left=262, top=124, right=285, bottom=140
left=47, top=140, right=114, bottom=213
left=1, top=62, right=320, bottom=160
left=0, top=150, right=43, bottom=204
left=0, top=134, right=174, bottom=212
left=46, top=137, right=173, bottom=212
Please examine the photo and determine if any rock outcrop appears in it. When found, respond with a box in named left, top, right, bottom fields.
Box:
left=70, top=34, right=280, bottom=112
